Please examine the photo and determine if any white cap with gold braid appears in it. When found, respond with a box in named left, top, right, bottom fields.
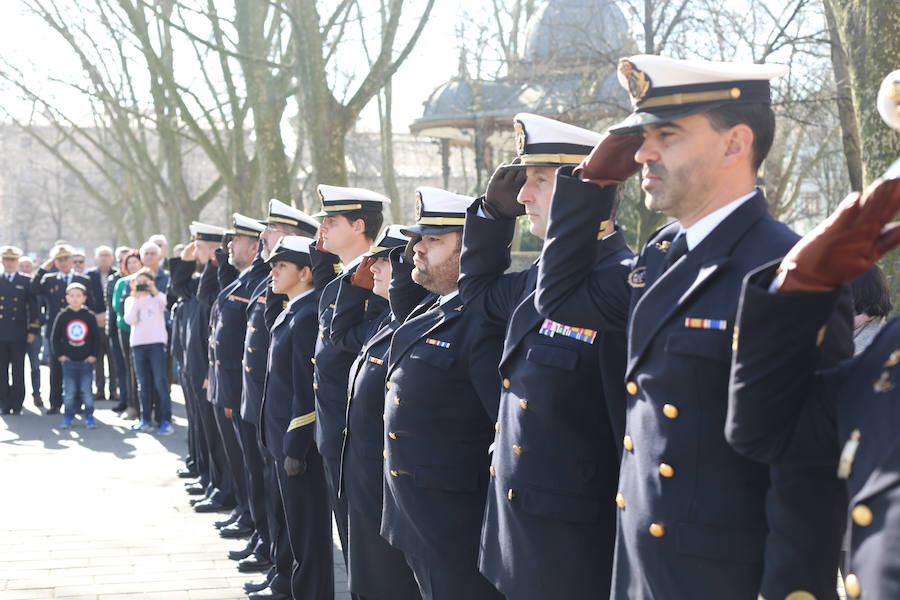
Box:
left=401, top=187, right=475, bottom=237
left=511, top=113, right=604, bottom=168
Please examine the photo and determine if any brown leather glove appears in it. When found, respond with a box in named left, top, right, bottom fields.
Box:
left=576, top=133, right=644, bottom=186
left=779, top=177, right=900, bottom=293
left=350, top=256, right=376, bottom=290
left=483, top=164, right=526, bottom=219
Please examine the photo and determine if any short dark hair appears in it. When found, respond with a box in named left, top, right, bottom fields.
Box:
left=705, top=103, right=776, bottom=171
left=850, top=265, right=893, bottom=318
left=341, top=210, right=383, bottom=242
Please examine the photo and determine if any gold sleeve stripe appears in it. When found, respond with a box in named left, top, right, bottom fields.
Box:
left=287, top=411, right=316, bottom=432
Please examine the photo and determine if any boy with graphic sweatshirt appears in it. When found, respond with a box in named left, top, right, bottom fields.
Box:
left=50, top=282, right=100, bottom=429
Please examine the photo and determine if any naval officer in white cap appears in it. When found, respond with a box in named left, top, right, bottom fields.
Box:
left=535, top=54, right=854, bottom=600
left=311, top=184, right=390, bottom=594
left=381, top=187, right=505, bottom=600
left=459, top=112, right=633, bottom=600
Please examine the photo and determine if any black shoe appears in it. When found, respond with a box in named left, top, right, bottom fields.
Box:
left=219, top=523, right=253, bottom=539
left=185, top=484, right=205, bottom=496
left=215, top=514, right=239, bottom=529
left=244, top=579, right=270, bottom=593
left=176, top=467, right=198, bottom=479
left=189, top=496, right=209, bottom=506
left=193, top=499, right=235, bottom=513
left=248, top=589, right=291, bottom=600
left=111, top=402, right=127, bottom=413
left=47, top=407, right=60, bottom=415
left=228, top=543, right=255, bottom=561
left=237, top=556, right=273, bottom=573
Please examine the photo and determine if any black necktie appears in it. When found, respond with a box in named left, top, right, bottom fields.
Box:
left=663, top=234, right=688, bottom=271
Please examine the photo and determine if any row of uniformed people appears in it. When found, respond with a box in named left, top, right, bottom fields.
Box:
left=169, top=52, right=897, bottom=600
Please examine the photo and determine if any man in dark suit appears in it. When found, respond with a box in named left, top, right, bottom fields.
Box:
left=312, top=184, right=389, bottom=586
left=86, top=245, right=117, bottom=401
left=0, top=246, right=39, bottom=415
left=535, top=54, right=853, bottom=599
left=32, top=244, right=94, bottom=415
left=459, top=113, right=632, bottom=600
left=257, top=235, right=333, bottom=600
left=381, top=187, right=505, bottom=600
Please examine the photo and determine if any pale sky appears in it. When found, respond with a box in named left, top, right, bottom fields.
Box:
left=0, top=1, right=490, bottom=134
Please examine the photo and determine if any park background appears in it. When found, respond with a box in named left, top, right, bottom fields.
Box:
left=0, top=0, right=896, bottom=288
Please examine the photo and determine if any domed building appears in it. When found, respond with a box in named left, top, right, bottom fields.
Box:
left=410, top=0, right=634, bottom=190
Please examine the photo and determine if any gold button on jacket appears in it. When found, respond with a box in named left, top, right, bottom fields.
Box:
left=662, top=404, right=679, bottom=419
left=502, top=378, right=511, bottom=389
left=615, top=493, right=625, bottom=509
left=623, top=435, right=634, bottom=452
left=851, top=504, right=873, bottom=527
left=649, top=523, right=665, bottom=537
left=844, top=574, right=860, bottom=598
left=658, top=463, right=674, bottom=478
left=626, top=381, right=638, bottom=395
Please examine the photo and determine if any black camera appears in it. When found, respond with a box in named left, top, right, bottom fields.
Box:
left=135, top=283, right=150, bottom=292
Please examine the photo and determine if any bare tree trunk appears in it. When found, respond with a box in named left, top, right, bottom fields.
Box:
left=822, top=0, right=863, bottom=191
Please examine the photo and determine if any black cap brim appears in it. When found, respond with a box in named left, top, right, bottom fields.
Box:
left=609, top=101, right=733, bottom=134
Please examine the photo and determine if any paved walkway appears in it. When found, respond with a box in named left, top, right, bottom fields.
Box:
left=0, top=369, right=350, bottom=599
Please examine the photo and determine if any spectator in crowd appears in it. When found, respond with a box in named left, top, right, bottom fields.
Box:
left=87, top=245, right=118, bottom=401
left=123, top=267, right=173, bottom=435
left=113, top=251, right=142, bottom=419
left=50, top=282, right=100, bottom=429
left=149, top=234, right=169, bottom=270
left=114, top=246, right=131, bottom=264
left=71, top=250, right=87, bottom=275
left=849, top=264, right=893, bottom=354
left=18, top=256, right=44, bottom=408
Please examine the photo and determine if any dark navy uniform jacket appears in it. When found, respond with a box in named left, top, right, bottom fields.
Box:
left=32, top=269, right=93, bottom=331
left=259, top=291, right=319, bottom=461
left=169, top=258, right=207, bottom=390
left=314, top=260, right=388, bottom=462
left=728, top=266, right=900, bottom=600
left=0, top=273, right=39, bottom=342
left=536, top=187, right=852, bottom=600
left=458, top=206, right=631, bottom=599
left=242, top=275, right=284, bottom=425
left=245, top=246, right=339, bottom=426
left=204, top=251, right=238, bottom=404
left=211, top=256, right=268, bottom=411
left=381, top=285, right=504, bottom=570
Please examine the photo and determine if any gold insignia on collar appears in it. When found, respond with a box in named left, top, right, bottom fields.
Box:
left=884, top=349, right=900, bottom=368
left=816, top=325, right=827, bottom=347
left=627, top=266, right=647, bottom=288
left=732, top=325, right=740, bottom=351
left=837, top=429, right=860, bottom=479
left=514, top=120, right=526, bottom=156
left=874, top=371, right=895, bottom=393
left=282, top=300, right=288, bottom=310
left=415, top=191, right=424, bottom=222
left=655, top=240, right=671, bottom=253
left=454, top=305, right=464, bottom=311
left=619, top=59, right=651, bottom=106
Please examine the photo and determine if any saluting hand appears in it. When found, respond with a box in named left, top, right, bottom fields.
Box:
left=576, top=132, right=643, bottom=186
left=779, top=177, right=900, bottom=293
left=483, top=164, right=526, bottom=219
left=350, top=256, right=376, bottom=290
left=181, top=241, right=197, bottom=262
left=284, top=456, right=306, bottom=477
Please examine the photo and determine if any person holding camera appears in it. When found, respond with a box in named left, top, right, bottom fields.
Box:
left=123, top=267, right=173, bottom=435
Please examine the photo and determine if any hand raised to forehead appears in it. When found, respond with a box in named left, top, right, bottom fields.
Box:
left=351, top=256, right=376, bottom=291
left=779, top=176, right=900, bottom=293
left=483, top=164, right=526, bottom=220
left=576, top=132, right=643, bottom=186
